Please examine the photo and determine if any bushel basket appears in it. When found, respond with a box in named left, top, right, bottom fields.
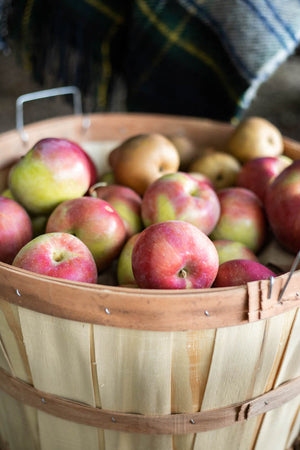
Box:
left=0, top=113, right=300, bottom=450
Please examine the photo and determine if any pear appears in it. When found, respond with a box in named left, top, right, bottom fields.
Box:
left=109, top=134, right=180, bottom=195
left=167, top=134, right=201, bottom=170
left=226, top=117, right=283, bottom=163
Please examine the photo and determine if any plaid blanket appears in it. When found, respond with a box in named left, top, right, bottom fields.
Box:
left=2, top=0, right=300, bottom=121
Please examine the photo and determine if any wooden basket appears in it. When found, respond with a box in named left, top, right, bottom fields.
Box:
left=0, top=113, right=300, bottom=450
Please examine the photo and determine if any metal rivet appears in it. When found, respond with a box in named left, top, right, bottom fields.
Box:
left=105, top=308, right=111, bottom=315
left=112, top=417, right=116, bottom=423
left=190, top=419, right=195, bottom=424
left=16, top=289, right=21, bottom=296
left=296, top=292, right=299, bottom=297
left=204, top=310, right=210, bottom=317
left=41, top=398, right=46, bottom=404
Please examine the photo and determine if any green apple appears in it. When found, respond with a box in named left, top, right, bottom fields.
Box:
left=117, top=233, right=141, bottom=287
left=213, top=239, right=258, bottom=265
left=9, top=138, right=94, bottom=215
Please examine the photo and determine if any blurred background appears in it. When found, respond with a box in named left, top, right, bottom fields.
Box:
left=1, top=47, right=300, bottom=140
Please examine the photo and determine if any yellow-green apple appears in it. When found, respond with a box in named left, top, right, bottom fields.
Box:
left=131, top=220, right=219, bottom=289
left=141, top=172, right=220, bottom=235
left=189, top=151, right=241, bottom=189
left=213, top=240, right=258, bottom=265
left=214, top=259, right=276, bottom=287
left=210, top=187, right=266, bottom=252
left=0, top=196, right=33, bottom=264
left=108, top=133, right=180, bottom=195
left=1, top=188, right=14, bottom=199
left=117, top=233, right=141, bottom=287
left=226, top=117, right=283, bottom=163
left=98, top=171, right=115, bottom=185
left=9, top=138, right=96, bottom=215
left=89, top=183, right=143, bottom=238
left=265, top=160, right=300, bottom=254
left=12, top=232, right=98, bottom=283
left=236, top=155, right=292, bottom=204
left=46, top=197, right=126, bottom=271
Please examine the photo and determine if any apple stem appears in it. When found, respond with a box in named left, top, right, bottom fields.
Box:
left=178, top=268, right=188, bottom=278
left=89, top=182, right=108, bottom=197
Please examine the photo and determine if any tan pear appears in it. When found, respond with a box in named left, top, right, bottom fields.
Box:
left=226, top=117, right=283, bottom=163
left=167, top=134, right=201, bottom=170
left=109, top=134, right=180, bottom=195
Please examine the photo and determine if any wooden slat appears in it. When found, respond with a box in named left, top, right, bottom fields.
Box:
left=1, top=367, right=300, bottom=435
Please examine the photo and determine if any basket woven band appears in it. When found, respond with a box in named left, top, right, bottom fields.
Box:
left=1, top=368, right=300, bottom=435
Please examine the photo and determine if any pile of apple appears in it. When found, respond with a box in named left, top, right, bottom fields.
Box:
left=1, top=116, right=299, bottom=290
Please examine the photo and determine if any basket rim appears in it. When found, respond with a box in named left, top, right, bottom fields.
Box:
left=1, top=261, right=299, bottom=331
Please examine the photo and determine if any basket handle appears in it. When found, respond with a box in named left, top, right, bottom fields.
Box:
left=16, top=86, right=90, bottom=144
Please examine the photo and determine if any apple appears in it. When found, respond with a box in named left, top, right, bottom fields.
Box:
left=226, top=117, right=283, bottom=163
left=131, top=220, right=219, bottom=289
left=141, top=172, right=220, bottom=235
left=189, top=151, right=241, bottom=190
left=213, top=239, right=258, bottom=265
left=117, top=233, right=141, bottom=287
left=12, top=232, right=98, bottom=283
left=98, top=171, right=115, bottom=185
left=236, top=155, right=292, bottom=204
left=1, top=188, right=14, bottom=199
left=108, top=133, right=180, bottom=195
left=265, top=160, right=300, bottom=254
left=31, top=214, right=48, bottom=238
left=210, top=187, right=266, bottom=253
left=8, top=138, right=95, bottom=215
left=187, top=172, right=214, bottom=188
left=214, top=259, right=276, bottom=287
left=0, top=196, right=33, bottom=264
left=89, top=183, right=143, bottom=238
left=46, top=196, right=127, bottom=271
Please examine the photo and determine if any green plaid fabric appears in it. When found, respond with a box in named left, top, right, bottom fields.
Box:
left=3, top=0, right=300, bottom=121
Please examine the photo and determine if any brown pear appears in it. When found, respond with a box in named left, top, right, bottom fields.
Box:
left=167, top=134, right=200, bottom=170
left=226, top=117, right=283, bottom=163
left=109, top=133, right=180, bottom=195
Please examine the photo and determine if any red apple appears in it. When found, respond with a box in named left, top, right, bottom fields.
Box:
left=214, top=259, right=276, bottom=287
left=210, top=187, right=266, bottom=253
left=9, top=138, right=96, bottom=215
left=236, top=155, right=292, bottom=204
left=89, top=183, right=143, bottom=238
left=132, top=220, right=219, bottom=289
left=46, top=197, right=126, bottom=271
left=12, top=232, right=98, bottom=283
left=213, top=239, right=258, bottom=265
left=0, top=196, right=33, bottom=264
left=187, top=172, right=214, bottom=189
left=141, top=172, right=220, bottom=235
left=265, top=160, right=300, bottom=254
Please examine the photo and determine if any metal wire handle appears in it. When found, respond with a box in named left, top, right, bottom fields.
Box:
left=16, top=86, right=90, bottom=144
